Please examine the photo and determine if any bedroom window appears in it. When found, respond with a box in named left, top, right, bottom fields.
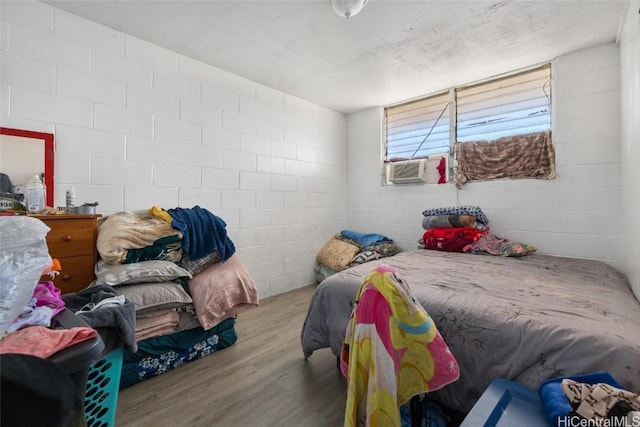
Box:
left=455, top=65, right=551, bottom=142
left=384, top=91, right=451, bottom=161
left=384, top=64, right=553, bottom=186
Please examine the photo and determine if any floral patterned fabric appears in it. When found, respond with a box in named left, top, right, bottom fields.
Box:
left=120, top=318, right=237, bottom=389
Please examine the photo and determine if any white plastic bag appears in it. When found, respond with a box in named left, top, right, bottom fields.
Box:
left=0, top=216, right=51, bottom=337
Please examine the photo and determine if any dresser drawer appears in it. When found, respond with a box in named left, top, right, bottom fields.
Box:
left=33, top=214, right=100, bottom=294
left=44, top=218, right=95, bottom=257
left=51, top=255, right=96, bottom=294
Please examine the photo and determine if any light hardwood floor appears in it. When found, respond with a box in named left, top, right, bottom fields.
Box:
left=115, top=285, right=347, bottom=427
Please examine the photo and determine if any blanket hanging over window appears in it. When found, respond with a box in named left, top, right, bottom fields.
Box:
left=454, top=130, right=555, bottom=187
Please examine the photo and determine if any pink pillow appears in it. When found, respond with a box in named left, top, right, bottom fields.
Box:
left=187, top=254, right=259, bottom=330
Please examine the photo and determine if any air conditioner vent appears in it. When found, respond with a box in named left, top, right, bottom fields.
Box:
left=386, top=156, right=447, bottom=185
left=388, top=159, right=427, bottom=184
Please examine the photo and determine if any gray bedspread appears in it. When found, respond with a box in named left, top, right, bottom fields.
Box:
left=300, top=249, right=640, bottom=413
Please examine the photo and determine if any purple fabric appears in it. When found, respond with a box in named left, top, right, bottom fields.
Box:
left=33, top=282, right=65, bottom=317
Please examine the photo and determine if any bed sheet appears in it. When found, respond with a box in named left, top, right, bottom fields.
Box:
left=300, top=249, right=640, bottom=413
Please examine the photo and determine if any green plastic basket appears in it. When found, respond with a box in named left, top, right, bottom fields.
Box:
left=84, top=347, right=123, bottom=427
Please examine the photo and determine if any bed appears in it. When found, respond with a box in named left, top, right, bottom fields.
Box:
left=300, top=249, right=640, bottom=414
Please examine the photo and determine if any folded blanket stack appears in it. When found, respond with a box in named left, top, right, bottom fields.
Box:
left=93, top=206, right=257, bottom=348
left=314, top=230, right=400, bottom=282
left=88, top=206, right=259, bottom=388
left=420, top=205, right=536, bottom=257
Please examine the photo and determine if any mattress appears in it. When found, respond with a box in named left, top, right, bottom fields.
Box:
left=120, top=317, right=237, bottom=389
left=300, top=249, right=640, bottom=413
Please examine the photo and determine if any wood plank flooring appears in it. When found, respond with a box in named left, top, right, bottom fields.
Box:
left=115, top=285, right=347, bottom=427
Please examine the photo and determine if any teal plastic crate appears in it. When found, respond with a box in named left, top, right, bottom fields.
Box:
left=84, top=347, right=123, bottom=427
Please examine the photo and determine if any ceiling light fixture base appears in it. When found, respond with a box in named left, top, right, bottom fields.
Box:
left=330, top=0, right=368, bottom=19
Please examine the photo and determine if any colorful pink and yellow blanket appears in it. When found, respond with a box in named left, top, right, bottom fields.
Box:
left=340, top=264, right=460, bottom=427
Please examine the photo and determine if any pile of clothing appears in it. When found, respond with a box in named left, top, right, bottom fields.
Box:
left=88, top=205, right=258, bottom=388
left=0, top=271, right=110, bottom=427
left=0, top=281, right=104, bottom=356
left=315, top=230, right=400, bottom=282
left=93, top=205, right=257, bottom=340
left=539, top=372, right=640, bottom=426
left=96, top=205, right=235, bottom=266
left=420, top=205, right=537, bottom=257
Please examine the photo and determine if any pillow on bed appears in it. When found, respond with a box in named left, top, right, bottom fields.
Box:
left=94, top=259, right=192, bottom=286
left=422, top=205, right=490, bottom=227
left=115, top=281, right=193, bottom=316
left=421, top=214, right=477, bottom=230
left=188, top=254, right=259, bottom=330
left=317, top=238, right=360, bottom=271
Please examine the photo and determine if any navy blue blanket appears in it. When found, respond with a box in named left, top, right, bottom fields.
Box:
left=167, top=206, right=235, bottom=262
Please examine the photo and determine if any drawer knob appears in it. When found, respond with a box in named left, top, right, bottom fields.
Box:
left=63, top=235, right=72, bottom=241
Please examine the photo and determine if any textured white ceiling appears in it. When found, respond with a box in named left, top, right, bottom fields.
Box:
left=45, top=0, right=628, bottom=114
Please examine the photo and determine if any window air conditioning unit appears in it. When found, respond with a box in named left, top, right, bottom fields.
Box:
left=388, top=159, right=428, bottom=184
left=386, top=156, right=447, bottom=185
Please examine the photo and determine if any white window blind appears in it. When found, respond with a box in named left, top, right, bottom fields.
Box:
left=385, top=92, right=450, bottom=161
left=456, top=65, right=551, bottom=142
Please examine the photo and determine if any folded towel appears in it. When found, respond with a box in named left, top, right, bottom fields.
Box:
left=0, top=326, right=98, bottom=359
left=340, top=230, right=391, bottom=247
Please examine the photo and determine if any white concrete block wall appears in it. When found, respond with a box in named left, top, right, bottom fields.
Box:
left=346, top=42, right=625, bottom=272
left=619, top=1, right=640, bottom=301
left=0, top=1, right=347, bottom=298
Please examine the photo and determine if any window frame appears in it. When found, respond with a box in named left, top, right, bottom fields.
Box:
left=384, top=90, right=452, bottom=161
left=383, top=63, right=552, bottom=183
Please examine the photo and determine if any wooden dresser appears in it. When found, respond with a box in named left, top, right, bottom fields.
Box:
left=33, top=214, right=101, bottom=294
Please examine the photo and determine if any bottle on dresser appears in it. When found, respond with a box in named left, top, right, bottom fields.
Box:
left=26, top=174, right=46, bottom=214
